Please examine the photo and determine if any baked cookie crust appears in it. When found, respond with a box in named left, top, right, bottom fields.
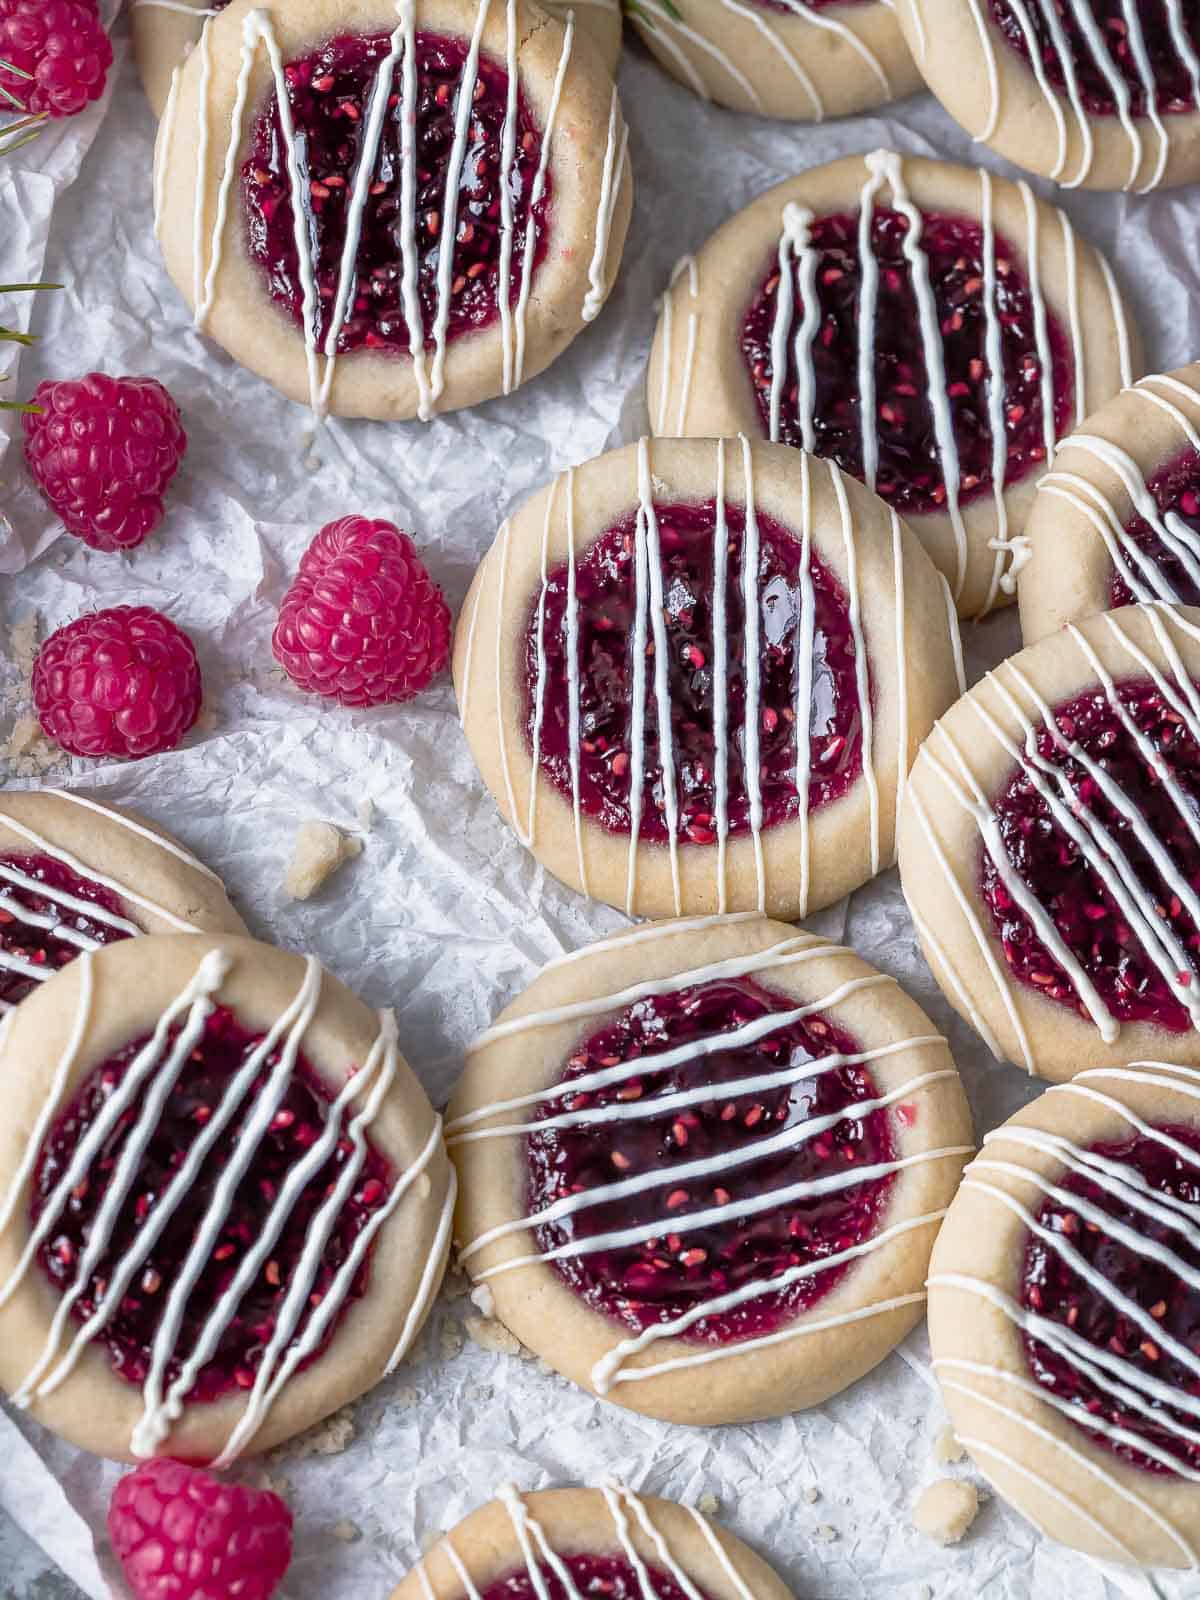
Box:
left=929, top=1065, right=1200, bottom=1568
left=454, top=435, right=964, bottom=921
left=896, top=0, right=1200, bottom=193
left=626, top=0, right=922, bottom=121
left=390, top=1485, right=795, bottom=1600
left=0, top=932, right=453, bottom=1463
left=152, top=0, right=632, bottom=422
left=647, top=150, right=1139, bottom=619
left=447, top=915, right=973, bottom=1425
left=1019, top=363, right=1200, bottom=644
left=898, top=602, right=1200, bottom=1083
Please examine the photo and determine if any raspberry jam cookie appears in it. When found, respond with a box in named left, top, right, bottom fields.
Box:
left=455, top=436, right=964, bottom=921
left=897, top=1, right=1200, bottom=193
left=898, top=602, right=1200, bottom=1083
left=1020, top=363, right=1200, bottom=644
left=0, top=788, right=245, bottom=1019
left=152, top=0, right=632, bottom=423
left=447, top=916, right=973, bottom=1424
left=133, top=0, right=623, bottom=117
left=0, top=933, right=453, bottom=1463
left=392, top=1484, right=794, bottom=1600
left=929, top=1062, right=1200, bottom=1568
left=648, top=150, right=1139, bottom=618
left=626, top=0, right=922, bottom=121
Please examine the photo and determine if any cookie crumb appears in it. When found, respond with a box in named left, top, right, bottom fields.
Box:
left=9, top=614, right=38, bottom=683
left=285, top=820, right=362, bottom=900
left=913, top=1479, right=979, bottom=1546
left=697, top=1493, right=719, bottom=1517
left=465, top=1315, right=525, bottom=1357
left=933, top=1425, right=965, bottom=1466
left=391, top=1385, right=418, bottom=1408
left=272, top=1405, right=356, bottom=1461
left=333, top=1519, right=360, bottom=1543
left=801, top=1486, right=819, bottom=1505
left=812, top=1524, right=837, bottom=1543
left=440, top=1322, right=464, bottom=1360
left=470, top=1283, right=496, bottom=1318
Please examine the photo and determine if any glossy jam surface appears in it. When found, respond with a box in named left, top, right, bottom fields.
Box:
left=32, top=1006, right=392, bottom=1403
left=742, top=208, right=1072, bottom=517
left=1110, top=447, right=1200, bottom=607
left=0, top=854, right=132, bottom=1010
left=242, top=31, right=548, bottom=355
left=526, top=500, right=866, bottom=845
left=526, top=977, right=897, bottom=1343
left=981, top=677, right=1200, bottom=1031
left=480, top=1556, right=712, bottom=1600
left=1021, top=1124, right=1200, bottom=1474
left=990, top=0, right=1200, bottom=118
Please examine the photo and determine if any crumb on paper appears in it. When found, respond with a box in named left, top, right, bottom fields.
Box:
left=470, top=1283, right=496, bottom=1318
left=801, top=1486, right=819, bottom=1505
left=1, top=714, right=60, bottom=775
left=812, top=1524, right=837, bottom=1544
left=271, top=1404, right=356, bottom=1462
left=333, top=1519, right=360, bottom=1543
left=284, top=820, right=362, bottom=900
left=9, top=614, right=38, bottom=682
left=697, top=1493, right=719, bottom=1517
left=912, top=1479, right=979, bottom=1546
left=440, top=1321, right=464, bottom=1360
left=392, top=1385, right=418, bottom=1408
left=933, top=1425, right=965, bottom=1466
left=464, top=1315, right=525, bottom=1357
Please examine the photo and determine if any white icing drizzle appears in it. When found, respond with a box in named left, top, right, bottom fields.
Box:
left=923, top=0, right=1200, bottom=192
left=0, top=946, right=445, bottom=1460
left=794, top=453, right=815, bottom=917
left=155, top=67, right=183, bottom=240
left=739, top=436, right=767, bottom=911
left=455, top=937, right=965, bottom=1390
left=632, top=0, right=766, bottom=112
left=713, top=440, right=732, bottom=913
left=175, top=0, right=606, bottom=423
left=657, top=256, right=699, bottom=436
left=933, top=1064, right=1200, bottom=1547
left=978, top=170, right=1011, bottom=616
left=892, top=508, right=910, bottom=827
left=715, top=0, right=821, bottom=120
left=1039, top=368, right=1200, bottom=603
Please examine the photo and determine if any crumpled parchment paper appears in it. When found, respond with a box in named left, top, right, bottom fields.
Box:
left=0, top=6, right=1197, bottom=1596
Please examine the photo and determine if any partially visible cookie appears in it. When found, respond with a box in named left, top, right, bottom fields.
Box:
left=930, top=1063, right=1200, bottom=1567
left=0, top=933, right=453, bottom=1463
left=447, top=915, right=973, bottom=1425
left=455, top=435, right=964, bottom=921
left=0, top=787, right=245, bottom=1017
left=899, top=602, right=1200, bottom=1083
left=648, top=150, right=1140, bottom=617
left=897, top=0, right=1200, bottom=193
left=391, top=1485, right=794, bottom=1600
left=627, top=0, right=921, bottom=121
left=1020, top=363, right=1200, bottom=644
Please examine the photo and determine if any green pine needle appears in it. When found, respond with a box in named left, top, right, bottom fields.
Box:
left=0, top=281, right=60, bottom=413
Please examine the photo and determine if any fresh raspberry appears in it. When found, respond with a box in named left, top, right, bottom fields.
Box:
left=22, top=373, right=187, bottom=553
left=32, top=605, right=202, bottom=760
left=272, top=515, right=451, bottom=706
left=108, top=1459, right=293, bottom=1600
left=0, top=0, right=112, bottom=119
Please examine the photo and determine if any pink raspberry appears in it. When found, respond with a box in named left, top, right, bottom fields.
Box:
left=22, top=373, right=187, bottom=553
left=108, top=1459, right=293, bottom=1600
left=273, top=515, right=451, bottom=706
left=33, top=605, right=203, bottom=760
left=0, top=0, right=112, bottom=119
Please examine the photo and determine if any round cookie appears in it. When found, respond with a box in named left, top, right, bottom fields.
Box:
left=0, top=787, right=245, bottom=1017
left=391, top=1484, right=795, bottom=1600
left=446, top=915, right=974, bottom=1425
left=896, top=0, right=1200, bottom=194
left=626, top=0, right=922, bottom=121
left=1019, top=363, right=1200, bottom=644
left=899, top=601, right=1200, bottom=1083
left=134, top=0, right=623, bottom=118
left=152, top=0, right=633, bottom=423
left=0, top=932, right=453, bottom=1464
left=454, top=435, right=965, bottom=921
left=929, top=1062, right=1200, bottom=1568
left=648, top=149, right=1140, bottom=618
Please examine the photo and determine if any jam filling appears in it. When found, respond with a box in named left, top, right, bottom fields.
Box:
left=1021, top=1124, right=1200, bottom=1475
left=526, top=977, right=897, bottom=1344
left=242, top=31, right=549, bottom=355
left=32, top=1006, right=392, bottom=1403
left=1110, top=447, right=1200, bottom=608
left=0, top=854, right=133, bottom=1010
left=526, top=500, right=866, bottom=845
left=981, top=677, right=1200, bottom=1031
left=990, top=0, right=1200, bottom=118
left=480, top=1556, right=712, bottom=1600
left=741, top=208, right=1072, bottom=517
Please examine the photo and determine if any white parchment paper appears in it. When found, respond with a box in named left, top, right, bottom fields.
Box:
left=0, top=6, right=1197, bottom=1596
